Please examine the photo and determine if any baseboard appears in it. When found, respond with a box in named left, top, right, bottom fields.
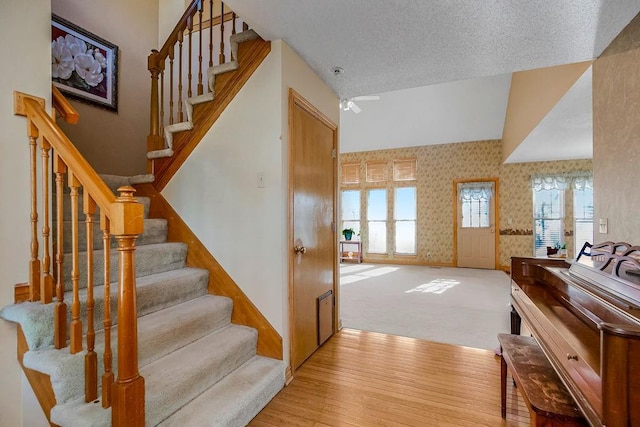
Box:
left=284, top=365, right=293, bottom=386
left=14, top=282, right=30, bottom=303
left=357, top=257, right=455, bottom=267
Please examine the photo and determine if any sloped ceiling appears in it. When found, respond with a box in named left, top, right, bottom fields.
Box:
left=225, top=0, right=640, bottom=160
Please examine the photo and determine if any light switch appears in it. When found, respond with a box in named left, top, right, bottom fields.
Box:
left=257, top=172, right=265, bottom=188
left=599, top=218, right=608, bottom=234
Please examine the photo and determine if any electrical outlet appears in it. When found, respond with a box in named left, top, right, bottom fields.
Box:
left=599, top=218, right=608, bottom=234
left=257, top=172, right=265, bottom=188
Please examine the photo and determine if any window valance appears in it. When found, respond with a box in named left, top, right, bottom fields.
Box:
left=458, top=182, right=493, bottom=201
left=531, top=172, right=592, bottom=191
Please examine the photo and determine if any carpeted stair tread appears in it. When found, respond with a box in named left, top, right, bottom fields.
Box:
left=158, top=355, right=285, bottom=427
left=50, top=324, right=258, bottom=427
left=24, top=295, right=232, bottom=405
left=1, top=267, right=209, bottom=350
left=57, top=218, right=167, bottom=252
left=53, top=193, right=151, bottom=221
left=62, top=242, right=188, bottom=291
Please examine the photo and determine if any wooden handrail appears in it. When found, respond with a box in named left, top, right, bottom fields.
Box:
left=23, top=98, right=115, bottom=212
left=51, top=85, right=79, bottom=124
left=15, top=92, right=145, bottom=424
left=147, top=0, right=248, bottom=158
left=157, top=0, right=202, bottom=60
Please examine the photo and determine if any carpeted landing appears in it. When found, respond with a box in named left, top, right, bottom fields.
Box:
left=340, top=263, right=512, bottom=350
left=1, top=174, right=284, bottom=426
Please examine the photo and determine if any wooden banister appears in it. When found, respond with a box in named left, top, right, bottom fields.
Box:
left=14, top=92, right=145, bottom=424
left=147, top=0, right=249, bottom=160
left=23, top=98, right=116, bottom=211
left=51, top=84, right=79, bottom=124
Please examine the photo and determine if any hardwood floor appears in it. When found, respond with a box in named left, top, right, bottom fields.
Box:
left=251, top=329, right=530, bottom=426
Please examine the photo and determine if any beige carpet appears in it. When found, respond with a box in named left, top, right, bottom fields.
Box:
left=339, top=264, right=512, bottom=350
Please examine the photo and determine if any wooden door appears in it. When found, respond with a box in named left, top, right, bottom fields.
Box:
left=456, top=180, right=497, bottom=269
left=289, top=90, right=337, bottom=371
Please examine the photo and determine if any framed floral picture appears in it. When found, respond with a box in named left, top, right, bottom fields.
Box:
left=51, top=15, right=118, bottom=112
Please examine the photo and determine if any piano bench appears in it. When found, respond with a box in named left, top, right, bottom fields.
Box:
left=497, top=333, right=587, bottom=426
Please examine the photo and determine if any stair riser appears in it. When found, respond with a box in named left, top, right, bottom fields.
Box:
left=27, top=295, right=231, bottom=406
left=143, top=326, right=258, bottom=426
left=56, top=218, right=168, bottom=252
left=61, top=243, right=187, bottom=291
left=13, top=268, right=210, bottom=351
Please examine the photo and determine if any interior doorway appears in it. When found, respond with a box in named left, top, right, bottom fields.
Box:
left=454, top=178, right=499, bottom=269
left=288, top=89, right=338, bottom=372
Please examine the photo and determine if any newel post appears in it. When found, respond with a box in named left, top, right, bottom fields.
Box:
left=110, top=186, right=145, bottom=427
left=147, top=50, right=163, bottom=156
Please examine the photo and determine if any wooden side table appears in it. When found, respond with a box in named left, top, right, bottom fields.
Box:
left=339, top=240, right=362, bottom=263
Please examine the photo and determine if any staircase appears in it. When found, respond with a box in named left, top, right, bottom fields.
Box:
left=1, top=3, right=284, bottom=424
left=1, top=175, right=284, bottom=426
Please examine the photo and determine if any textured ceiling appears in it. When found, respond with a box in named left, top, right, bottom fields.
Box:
left=224, top=1, right=640, bottom=161
left=225, top=0, right=640, bottom=98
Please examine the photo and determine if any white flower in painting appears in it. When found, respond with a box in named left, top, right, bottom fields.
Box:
left=65, top=34, right=87, bottom=57
left=74, top=53, right=103, bottom=87
left=51, top=36, right=74, bottom=79
left=94, top=49, right=107, bottom=68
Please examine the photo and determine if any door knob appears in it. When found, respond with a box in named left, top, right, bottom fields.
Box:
left=294, top=245, right=307, bottom=254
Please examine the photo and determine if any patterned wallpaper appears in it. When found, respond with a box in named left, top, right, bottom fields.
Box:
left=340, top=140, right=592, bottom=268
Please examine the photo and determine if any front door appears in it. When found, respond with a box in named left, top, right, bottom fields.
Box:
left=289, top=89, right=337, bottom=371
left=456, top=180, right=497, bottom=269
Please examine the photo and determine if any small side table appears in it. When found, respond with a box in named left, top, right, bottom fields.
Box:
left=339, top=240, right=362, bottom=263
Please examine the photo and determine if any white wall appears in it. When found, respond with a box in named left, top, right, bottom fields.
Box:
left=163, top=39, right=339, bottom=366
left=163, top=42, right=285, bottom=338
left=339, top=74, right=510, bottom=153
left=0, top=0, right=52, bottom=425
left=52, top=0, right=159, bottom=175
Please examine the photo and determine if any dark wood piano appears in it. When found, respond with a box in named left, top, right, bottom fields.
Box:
left=510, top=242, right=640, bottom=427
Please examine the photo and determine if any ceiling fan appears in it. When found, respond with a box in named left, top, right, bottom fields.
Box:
left=340, top=95, right=380, bottom=113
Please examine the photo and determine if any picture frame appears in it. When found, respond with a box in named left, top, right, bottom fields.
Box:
left=51, top=14, right=118, bottom=112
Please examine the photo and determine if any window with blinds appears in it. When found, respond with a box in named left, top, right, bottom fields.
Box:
left=367, top=189, right=387, bottom=253
left=574, top=187, right=594, bottom=257
left=341, top=163, right=360, bottom=184
left=395, top=187, right=416, bottom=254
left=341, top=190, right=361, bottom=237
left=393, top=159, right=417, bottom=181
left=366, top=161, right=389, bottom=183
left=533, top=188, right=564, bottom=257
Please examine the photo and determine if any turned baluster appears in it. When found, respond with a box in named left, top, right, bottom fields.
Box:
left=68, top=173, right=82, bottom=354
left=28, top=128, right=41, bottom=302
left=39, top=137, right=54, bottom=303
left=169, top=45, right=175, bottom=125
left=147, top=50, right=163, bottom=154
left=232, top=12, right=236, bottom=35
left=219, top=1, right=225, bottom=64
left=101, top=216, right=114, bottom=408
left=208, top=0, right=213, bottom=70
left=160, top=69, right=165, bottom=132
left=84, top=195, right=97, bottom=402
left=187, top=15, right=193, bottom=99
left=197, top=1, right=204, bottom=95
left=111, top=186, right=145, bottom=426
left=53, top=155, right=67, bottom=349
left=177, top=32, right=184, bottom=122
